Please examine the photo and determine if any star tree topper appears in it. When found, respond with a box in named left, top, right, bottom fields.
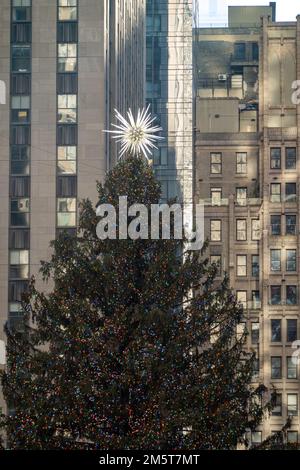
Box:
left=104, top=105, right=164, bottom=160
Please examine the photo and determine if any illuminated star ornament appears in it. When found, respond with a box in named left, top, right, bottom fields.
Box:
left=104, top=105, right=163, bottom=160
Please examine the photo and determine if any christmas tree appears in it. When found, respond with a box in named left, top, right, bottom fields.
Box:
left=0, top=154, right=273, bottom=450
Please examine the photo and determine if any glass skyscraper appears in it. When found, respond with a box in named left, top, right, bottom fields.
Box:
left=146, top=0, right=194, bottom=205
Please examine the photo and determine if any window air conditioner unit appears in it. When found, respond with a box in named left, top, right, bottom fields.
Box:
left=218, top=74, right=227, bottom=81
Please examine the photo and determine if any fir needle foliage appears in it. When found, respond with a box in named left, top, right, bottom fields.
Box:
left=0, top=156, right=273, bottom=450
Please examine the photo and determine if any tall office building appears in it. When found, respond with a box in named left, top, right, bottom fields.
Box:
left=146, top=0, right=193, bottom=205
left=0, top=0, right=145, bottom=412
left=195, top=4, right=300, bottom=445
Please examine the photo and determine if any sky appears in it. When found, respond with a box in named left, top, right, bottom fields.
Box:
left=197, top=0, right=300, bottom=25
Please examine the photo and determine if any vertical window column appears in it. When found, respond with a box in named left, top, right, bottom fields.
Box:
left=56, top=0, right=78, bottom=236
left=9, top=0, right=32, bottom=331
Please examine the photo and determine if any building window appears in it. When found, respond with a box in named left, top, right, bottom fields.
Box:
left=210, top=255, right=221, bottom=276
left=236, top=152, right=247, bottom=174
left=210, top=153, right=222, bottom=174
left=234, top=42, right=246, bottom=60
left=57, top=22, right=78, bottom=43
left=251, top=322, right=259, bottom=344
left=57, top=125, right=77, bottom=145
left=58, top=94, right=77, bottom=123
left=236, top=187, right=247, bottom=206
left=58, top=44, right=77, bottom=73
left=8, top=302, right=24, bottom=331
left=9, top=249, right=29, bottom=280
left=270, top=286, right=281, bottom=305
left=251, top=219, right=260, bottom=240
left=287, top=319, right=297, bottom=343
left=272, top=394, right=282, bottom=416
left=11, top=23, right=32, bottom=43
left=12, top=0, right=31, bottom=22
left=287, top=431, right=298, bottom=444
left=211, top=187, right=222, bottom=206
left=57, top=198, right=76, bottom=227
left=210, top=220, right=221, bottom=241
left=285, top=183, right=297, bottom=203
left=270, top=249, right=281, bottom=272
left=270, top=183, right=281, bottom=203
left=11, top=146, right=30, bottom=175
left=11, top=125, right=30, bottom=145
left=270, top=148, right=281, bottom=169
left=58, top=0, right=78, bottom=21
left=12, top=45, right=31, bottom=73
left=271, top=215, right=281, bottom=235
left=287, top=357, right=297, bottom=379
left=236, top=219, right=247, bottom=241
left=11, top=74, right=31, bottom=94
left=57, top=176, right=77, bottom=197
left=286, top=148, right=296, bottom=170
left=57, top=73, right=77, bottom=94
left=237, top=291, right=247, bottom=310
left=286, top=250, right=297, bottom=272
left=251, top=255, right=259, bottom=278
left=11, top=95, right=30, bottom=123
left=10, top=176, right=30, bottom=197
left=57, top=146, right=76, bottom=175
left=252, top=290, right=260, bottom=309
left=271, top=357, right=282, bottom=379
left=287, top=394, right=298, bottom=416
left=237, top=255, right=247, bottom=277
left=286, top=215, right=296, bottom=235
left=271, top=319, right=281, bottom=342
left=10, top=198, right=30, bottom=227
left=9, top=229, right=30, bottom=249
left=9, top=280, right=29, bottom=302
left=286, top=286, right=297, bottom=306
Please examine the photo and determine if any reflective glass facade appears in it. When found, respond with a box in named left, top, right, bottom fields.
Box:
left=146, top=0, right=193, bottom=204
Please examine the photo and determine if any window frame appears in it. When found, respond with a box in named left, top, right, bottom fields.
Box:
left=270, top=147, right=281, bottom=170
left=236, top=187, right=247, bottom=206
left=251, top=321, right=259, bottom=344
left=285, top=148, right=297, bottom=170
left=286, top=215, right=297, bottom=235
left=270, top=214, right=281, bottom=236
left=236, top=152, right=247, bottom=174
left=271, top=319, right=282, bottom=342
left=210, top=219, right=221, bottom=242
left=210, top=152, right=222, bottom=174
left=287, top=357, right=298, bottom=379
left=270, top=249, right=281, bottom=272
left=236, top=218, right=247, bottom=241
left=251, top=254, right=259, bottom=277
left=287, top=394, right=298, bottom=417
left=251, top=219, right=260, bottom=241
left=272, top=393, right=282, bottom=416
left=286, top=285, right=297, bottom=306
left=286, top=249, right=297, bottom=272
left=237, top=254, right=247, bottom=277
left=287, top=319, right=297, bottom=343
left=270, top=183, right=281, bottom=203
left=271, top=356, right=282, bottom=379
left=270, top=286, right=281, bottom=305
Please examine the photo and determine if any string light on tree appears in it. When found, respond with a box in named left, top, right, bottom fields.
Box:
left=104, top=105, right=163, bottom=160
